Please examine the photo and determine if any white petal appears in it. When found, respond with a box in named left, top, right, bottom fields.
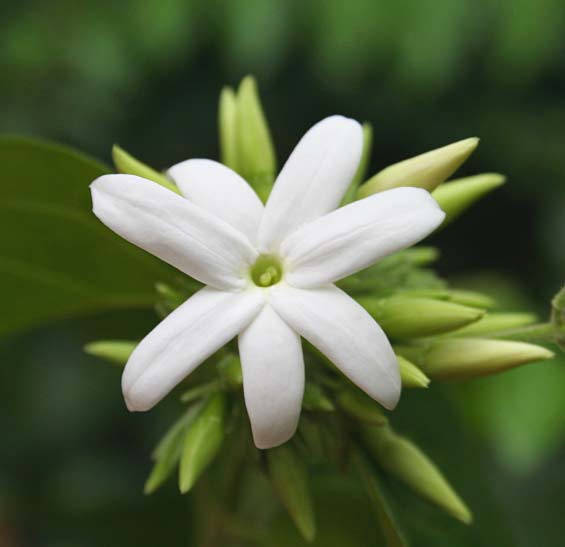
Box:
left=122, top=287, right=264, bottom=411
left=257, top=116, right=363, bottom=252
left=167, top=159, right=264, bottom=243
left=270, top=284, right=400, bottom=410
left=238, top=306, right=304, bottom=449
left=91, top=174, right=258, bottom=289
left=281, top=187, right=445, bottom=288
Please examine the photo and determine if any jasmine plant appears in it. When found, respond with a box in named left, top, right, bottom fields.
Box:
left=34, top=75, right=564, bottom=545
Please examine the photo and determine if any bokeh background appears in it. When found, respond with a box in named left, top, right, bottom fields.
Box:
left=1, top=0, right=564, bottom=545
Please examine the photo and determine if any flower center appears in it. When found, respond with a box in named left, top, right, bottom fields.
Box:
left=250, top=255, right=283, bottom=287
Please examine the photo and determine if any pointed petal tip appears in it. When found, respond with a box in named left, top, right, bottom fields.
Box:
left=249, top=407, right=301, bottom=450
left=89, top=175, right=103, bottom=191
left=379, top=384, right=402, bottom=411
left=123, top=383, right=155, bottom=412
left=124, top=394, right=143, bottom=412
left=253, top=429, right=295, bottom=450
left=122, top=366, right=157, bottom=413
left=90, top=173, right=141, bottom=193
left=309, top=114, right=363, bottom=143
left=326, top=114, right=364, bottom=135
left=367, top=364, right=402, bottom=411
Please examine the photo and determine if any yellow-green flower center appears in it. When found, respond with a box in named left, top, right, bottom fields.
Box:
left=250, top=255, right=283, bottom=287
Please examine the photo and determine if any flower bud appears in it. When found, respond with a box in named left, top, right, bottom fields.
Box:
left=397, top=288, right=450, bottom=300
left=357, top=137, right=478, bottom=197
left=218, top=86, right=238, bottom=171
left=396, top=288, right=494, bottom=309
left=362, top=427, right=472, bottom=524
left=551, top=286, right=565, bottom=327
left=551, top=286, right=565, bottom=350
left=337, top=388, right=388, bottom=426
left=397, top=355, right=430, bottom=388
left=235, top=76, right=277, bottom=202
left=216, top=354, right=243, bottom=387
left=445, top=289, right=495, bottom=309
left=353, top=452, right=408, bottom=544
left=303, top=383, right=335, bottom=412
left=421, top=338, right=554, bottom=380
left=180, top=380, right=222, bottom=404
left=155, top=282, right=189, bottom=314
left=341, top=122, right=373, bottom=205
left=267, top=443, right=316, bottom=542
left=84, top=339, right=136, bottom=365
left=359, top=296, right=484, bottom=338
left=179, top=393, right=226, bottom=493
left=112, top=145, right=179, bottom=193
left=145, top=404, right=202, bottom=494
left=448, top=312, right=537, bottom=337
left=432, top=173, right=506, bottom=226
left=400, top=246, right=441, bottom=266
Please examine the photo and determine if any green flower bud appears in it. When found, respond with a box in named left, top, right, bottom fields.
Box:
left=155, top=281, right=188, bottom=310
left=145, top=403, right=203, bottom=494
left=235, top=76, right=277, bottom=202
left=357, top=137, right=478, bottom=197
left=399, top=246, right=441, bottom=266
left=551, top=285, right=565, bottom=328
left=353, top=452, right=408, bottom=546
left=112, top=145, right=179, bottom=193
left=445, top=289, right=495, bottom=309
left=303, top=383, right=335, bottom=412
left=359, top=296, right=484, bottom=338
left=396, top=288, right=495, bottom=309
left=432, top=173, right=506, bottom=226
left=84, top=339, right=136, bottom=365
left=218, top=86, right=238, bottom=171
left=448, top=312, right=537, bottom=337
left=551, top=286, right=565, bottom=350
left=267, top=443, right=316, bottom=542
left=396, top=288, right=450, bottom=300
left=179, top=393, right=226, bottom=493
left=180, top=380, right=222, bottom=404
left=362, top=427, right=472, bottom=524
left=337, top=388, right=389, bottom=426
left=216, top=354, right=243, bottom=387
left=297, top=417, right=326, bottom=460
left=397, top=355, right=430, bottom=388
left=341, top=122, right=373, bottom=205
left=420, top=338, right=555, bottom=380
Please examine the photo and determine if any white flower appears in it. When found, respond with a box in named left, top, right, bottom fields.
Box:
left=90, top=116, right=445, bottom=449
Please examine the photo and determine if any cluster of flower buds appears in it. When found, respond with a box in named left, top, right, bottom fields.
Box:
left=86, top=76, right=562, bottom=544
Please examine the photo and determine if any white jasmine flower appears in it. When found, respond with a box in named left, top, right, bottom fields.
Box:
left=90, top=116, right=445, bottom=449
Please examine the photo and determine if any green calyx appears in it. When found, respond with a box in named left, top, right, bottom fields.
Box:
left=250, top=254, right=283, bottom=287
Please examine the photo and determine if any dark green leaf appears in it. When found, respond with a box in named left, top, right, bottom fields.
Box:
left=0, top=136, right=175, bottom=336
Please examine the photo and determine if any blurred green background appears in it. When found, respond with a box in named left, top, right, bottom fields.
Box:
left=1, top=0, right=564, bottom=545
